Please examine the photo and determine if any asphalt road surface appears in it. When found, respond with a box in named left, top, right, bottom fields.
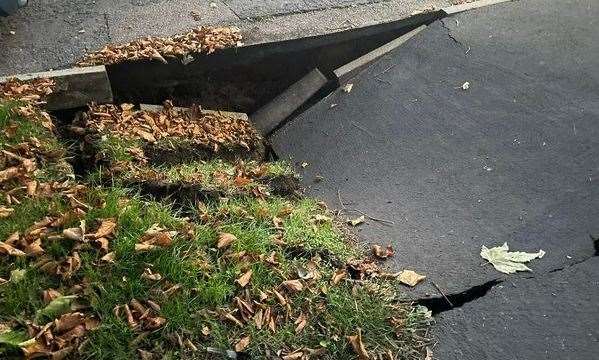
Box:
left=272, top=0, right=599, bottom=358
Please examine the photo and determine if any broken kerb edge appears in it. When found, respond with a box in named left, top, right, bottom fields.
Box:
left=0, top=66, right=113, bottom=111
left=442, top=0, right=514, bottom=15
left=139, top=104, right=249, bottom=122
left=250, top=68, right=328, bottom=135
left=334, top=25, right=427, bottom=84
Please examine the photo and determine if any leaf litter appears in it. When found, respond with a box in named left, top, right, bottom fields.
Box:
left=77, top=26, right=242, bottom=66
left=0, top=78, right=433, bottom=359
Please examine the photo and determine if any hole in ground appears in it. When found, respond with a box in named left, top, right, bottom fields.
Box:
left=106, top=13, right=441, bottom=114
left=416, top=280, right=502, bottom=315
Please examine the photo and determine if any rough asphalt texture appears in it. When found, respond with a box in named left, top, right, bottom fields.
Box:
left=0, top=0, right=450, bottom=76
left=434, top=257, right=599, bottom=360
left=273, top=0, right=599, bottom=297
left=272, top=0, right=599, bottom=357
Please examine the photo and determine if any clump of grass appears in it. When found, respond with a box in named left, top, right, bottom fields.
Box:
left=0, top=102, right=63, bottom=155
left=95, top=135, right=141, bottom=162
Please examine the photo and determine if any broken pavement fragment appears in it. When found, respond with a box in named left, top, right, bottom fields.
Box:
left=481, top=243, right=545, bottom=274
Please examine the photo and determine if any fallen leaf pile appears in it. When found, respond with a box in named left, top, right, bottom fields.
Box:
left=77, top=26, right=242, bottom=66
left=0, top=78, right=56, bottom=132
left=20, top=294, right=99, bottom=359
left=0, top=78, right=54, bottom=105
left=115, top=299, right=166, bottom=331
left=81, top=101, right=261, bottom=152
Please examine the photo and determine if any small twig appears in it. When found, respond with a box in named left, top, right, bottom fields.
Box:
left=337, top=189, right=346, bottom=210
left=337, top=189, right=394, bottom=225
left=431, top=281, right=454, bottom=308
left=373, top=64, right=397, bottom=78
left=346, top=208, right=395, bottom=225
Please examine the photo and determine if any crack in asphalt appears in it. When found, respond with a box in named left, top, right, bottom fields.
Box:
left=416, top=279, right=502, bottom=315
left=232, top=0, right=392, bottom=21
left=419, top=236, right=599, bottom=316
left=221, top=1, right=243, bottom=20
left=103, top=13, right=112, bottom=42
left=548, top=234, right=599, bottom=273
left=440, top=18, right=469, bottom=53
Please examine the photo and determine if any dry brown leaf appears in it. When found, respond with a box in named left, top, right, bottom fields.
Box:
left=234, top=336, right=251, bottom=352
left=135, top=243, right=158, bottom=252
left=93, top=218, right=117, bottom=239
left=371, top=244, right=394, bottom=259
left=63, top=228, right=83, bottom=241
left=398, top=270, right=426, bottom=287
left=94, top=237, right=110, bottom=253
left=201, top=325, right=211, bottom=336
left=282, top=350, right=304, bottom=360
left=0, top=206, right=14, bottom=218
left=236, top=269, right=252, bottom=288
left=331, top=269, right=347, bottom=285
left=138, top=349, right=155, bottom=360
left=217, top=232, right=236, bottom=249
left=0, top=241, right=26, bottom=257
left=234, top=175, right=251, bottom=187
left=348, top=215, right=365, bottom=226
left=281, top=280, right=303, bottom=292
left=100, top=251, right=116, bottom=263
left=54, top=312, right=86, bottom=333
left=347, top=328, right=369, bottom=359
left=294, top=313, right=307, bottom=334
left=42, top=289, right=62, bottom=304
left=273, top=289, right=287, bottom=306
left=141, top=268, right=162, bottom=281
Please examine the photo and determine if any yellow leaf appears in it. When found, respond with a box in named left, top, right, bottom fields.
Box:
left=399, top=270, right=426, bottom=287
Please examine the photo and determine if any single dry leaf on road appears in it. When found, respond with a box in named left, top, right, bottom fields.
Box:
left=481, top=242, right=545, bottom=274
left=347, top=328, right=369, bottom=359
left=235, top=336, right=251, bottom=352
left=236, top=269, right=253, bottom=288
left=343, top=83, right=354, bottom=93
left=348, top=215, right=365, bottom=226
left=371, top=244, right=394, bottom=259
left=217, top=232, right=236, bottom=249
left=399, top=270, right=426, bottom=287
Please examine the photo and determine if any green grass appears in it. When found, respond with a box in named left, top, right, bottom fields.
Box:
left=0, top=100, right=431, bottom=360
left=0, top=102, right=63, bottom=154
left=96, top=135, right=141, bottom=162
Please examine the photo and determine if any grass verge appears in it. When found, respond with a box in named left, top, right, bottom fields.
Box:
left=0, top=96, right=432, bottom=360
